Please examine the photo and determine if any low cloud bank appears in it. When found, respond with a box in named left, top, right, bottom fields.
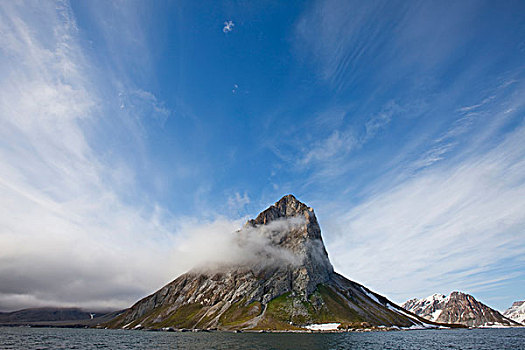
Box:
left=175, top=216, right=307, bottom=273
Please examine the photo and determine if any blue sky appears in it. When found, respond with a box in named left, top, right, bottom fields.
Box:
left=0, top=0, right=524, bottom=312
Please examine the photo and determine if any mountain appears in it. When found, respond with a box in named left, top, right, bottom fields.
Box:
left=0, top=307, right=92, bottom=324
left=402, top=292, right=520, bottom=327
left=105, top=194, right=440, bottom=331
left=503, top=301, right=525, bottom=325
left=0, top=307, right=121, bottom=327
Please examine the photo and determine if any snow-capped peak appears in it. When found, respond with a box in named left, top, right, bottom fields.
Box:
left=421, top=293, right=448, bottom=304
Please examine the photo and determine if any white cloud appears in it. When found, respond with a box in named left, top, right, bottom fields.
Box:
left=457, top=95, right=496, bottom=113
left=294, top=1, right=483, bottom=93
left=295, top=101, right=398, bottom=181
left=300, top=129, right=356, bottom=166
left=227, top=191, right=250, bottom=211
left=223, top=20, right=235, bottom=33
left=174, top=216, right=306, bottom=272
left=294, top=0, right=387, bottom=90
left=118, top=89, right=171, bottom=125
left=364, top=101, right=398, bottom=141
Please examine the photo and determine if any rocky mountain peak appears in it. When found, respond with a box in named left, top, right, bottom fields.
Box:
left=403, top=291, right=520, bottom=327
left=243, top=194, right=333, bottom=295
left=106, top=194, right=433, bottom=331
left=247, top=194, right=313, bottom=224
left=245, top=194, right=323, bottom=242
left=450, top=291, right=466, bottom=298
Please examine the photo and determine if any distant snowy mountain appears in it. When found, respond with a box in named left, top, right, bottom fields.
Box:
left=503, top=301, right=525, bottom=325
left=402, top=294, right=448, bottom=322
left=402, top=292, right=520, bottom=327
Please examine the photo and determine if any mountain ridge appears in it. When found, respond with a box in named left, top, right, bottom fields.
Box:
left=0, top=307, right=122, bottom=327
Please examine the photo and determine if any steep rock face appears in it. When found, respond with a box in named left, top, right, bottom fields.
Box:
left=402, top=292, right=520, bottom=327
left=244, top=194, right=334, bottom=296
left=105, top=195, right=435, bottom=330
left=503, top=301, right=525, bottom=325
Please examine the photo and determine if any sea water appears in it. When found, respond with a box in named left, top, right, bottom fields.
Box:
left=0, top=327, right=524, bottom=349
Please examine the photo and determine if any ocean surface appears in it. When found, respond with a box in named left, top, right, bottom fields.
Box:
left=0, top=327, right=524, bottom=349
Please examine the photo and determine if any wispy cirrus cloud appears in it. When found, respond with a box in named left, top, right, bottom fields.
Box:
left=299, top=129, right=356, bottom=166
left=118, top=89, right=171, bottom=125
left=294, top=0, right=392, bottom=92
left=322, top=85, right=525, bottom=307
left=287, top=0, right=525, bottom=311
left=291, top=100, right=399, bottom=183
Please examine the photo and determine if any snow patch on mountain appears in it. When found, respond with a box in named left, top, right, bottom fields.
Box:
left=305, top=323, right=340, bottom=331
left=360, top=287, right=380, bottom=304
left=503, top=301, right=525, bottom=325
left=401, top=293, right=448, bottom=322
left=431, top=309, right=443, bottom=320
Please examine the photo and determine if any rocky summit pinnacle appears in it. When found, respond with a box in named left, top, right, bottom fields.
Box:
left=244, top=194, right=334, bottom=296
left=104, top=195, right=439, bottom=331
left=248, top=194, right=313, bottom=225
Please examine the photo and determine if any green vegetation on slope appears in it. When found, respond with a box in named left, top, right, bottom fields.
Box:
left=313, top=284, right=362, bottom=323
left=255, top=284, right=365, bottom=329
left=104, top=283, right=419, bottom=330
left=154, top=303, right=204, bottom=328
left=218, top=300, right=262, bottom=327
